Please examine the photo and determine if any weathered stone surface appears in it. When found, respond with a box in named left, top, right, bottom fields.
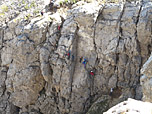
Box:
left=0, top=67, right=7, bottom=97
left=3, top=15, right=49, bottom=109
left=137, top=2, right=152, bottom=61
left=141, top=54, right=152, bottom=77
left=0, top=0, right=152, bottom=114
left=140, top=54, right=152, bottom=102
left=9, top=67, right=45, bottom=108
left=86, top=95, right=111, bottom=114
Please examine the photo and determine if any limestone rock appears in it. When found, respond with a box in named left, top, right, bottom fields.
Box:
left=137, top=2, right=152, bottom=60
left=9, top=67, right=45, bottom=108
left=86, top=95, right=111, bottom=114
left=141, top=54, right=152, bottom=77
left=103, top=98, right=152, bottom=114
left=0, top=67, right=7, bottom=97
left=1, top=0, right=152, bottom=114
left=140, top=54, right=152, bottom=102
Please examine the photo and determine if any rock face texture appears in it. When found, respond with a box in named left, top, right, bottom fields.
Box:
left=103, top=98, right=152, bottom=114
left=140, top=54, right=152, bottom=102
left=0, top=0, right=152, bottom=114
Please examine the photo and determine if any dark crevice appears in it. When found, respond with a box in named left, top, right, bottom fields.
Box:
left=31, top=108, right=43, bottom=114
left=54, top=58, right=64, bottom=113
left=39, top=18, right=65, bottom=114
left=84, top=5, right=105, bottom=114
left=89, top=5, right=106, bottom=99
left=118, top=3, right=126, bottom=39
left=110, top=87, right=122, bottom=99
left=133, top=2, right=143, bottom=99
left=39, top=86, right=46, bottom=96
left=115, top=3, right=126, bottom=88
left=83, top=97, right=92, bottom=114
left=69, top=25, right=79, bottom=98
left=135, top=3, right=142, bottom=26
left=134, top=3, right=143, bottom=55
left=93, top=5, right=105, bottom=66
left=15, top=106, right=20, bottom=114
left=1, top=67, right=8, bottom=97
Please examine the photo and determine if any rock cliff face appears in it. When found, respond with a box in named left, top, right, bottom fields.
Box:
left=140, top=54, right=152, bottom=103
left=0, top=0, right=152, bottom=114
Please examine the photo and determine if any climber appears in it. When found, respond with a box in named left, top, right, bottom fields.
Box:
left=49, top=1, right=54, bottom=11
left=82, top=58, right=87, bottom=68
left=109, top=88, right=113, bottom=96
left=90, top=71, right=94, bottom=76
left=72, top=55, right=74, bottom=61
left=41, top=11, right=44, bottom=16
left=67, top=50, right=71, bottom=60
left=80, top=57, right=83, bottom=63
left=58, top=25, right=61, bottom=31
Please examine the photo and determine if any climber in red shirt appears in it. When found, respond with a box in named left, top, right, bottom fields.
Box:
left=90, top=71, right=94, bottom=76
left=58, top=25, right=61, bottom=31
left=67, top=50, right=71, bottom=60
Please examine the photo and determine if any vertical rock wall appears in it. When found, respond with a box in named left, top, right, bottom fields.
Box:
left=141, top=54, right=152, bottom=102
left=0, top=0, right=152, bottom=114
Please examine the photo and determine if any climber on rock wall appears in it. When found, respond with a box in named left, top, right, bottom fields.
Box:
left=72, top=55, right=74, bottom=61
left=80, top=57, right=83, bottom=63
left=109, top=88, right=113, bottom=96
left=41, top=11, right=44, bottom=16
left=90, top=71, right=94, bottom=76
left=58, top=25, right=61, bottom=31
left=67, top=50, right=71, bottom=60
left=82, top=58, right=87, bottom=68
left=49, top=0, right=54, bottom=10
left=49, top=0, right=59, bottom=11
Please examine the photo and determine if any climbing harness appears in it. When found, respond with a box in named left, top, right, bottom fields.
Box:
left=82, top=58, right=87, bottom=68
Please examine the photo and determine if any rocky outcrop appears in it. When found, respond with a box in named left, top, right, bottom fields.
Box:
left=86, top=95, right=111, bottom=114
left=0, top=0, right=152, bottom=114
left=103, top=98, right=152, bottom=114
left=140, top=54, right=152, bottom=102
